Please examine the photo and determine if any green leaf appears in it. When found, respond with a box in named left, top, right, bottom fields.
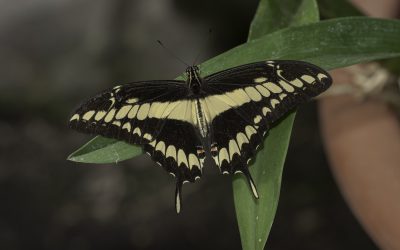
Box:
left=315, top=0, right=400, bottom=75
left=317, top=0, right=363, bottom=19
left=233, top=1, right=319, bottom=250
left=249, top=0, right=319, bottom=38
left=200, top=17, right=400, bottom=75
left=67, top=136, right=141, bottom=164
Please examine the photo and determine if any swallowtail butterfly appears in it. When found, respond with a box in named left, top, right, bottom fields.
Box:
left=69, top=60, right=332, bottom=213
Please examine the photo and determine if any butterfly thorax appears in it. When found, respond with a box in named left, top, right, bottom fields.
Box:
left=186, top=65, right=202, bottom=94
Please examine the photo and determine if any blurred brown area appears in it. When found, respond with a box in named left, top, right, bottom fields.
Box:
left=0, top=0, right=377, bottom=249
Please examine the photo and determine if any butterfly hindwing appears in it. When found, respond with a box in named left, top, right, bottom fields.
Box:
left=143, top=118, right=205, bottom=213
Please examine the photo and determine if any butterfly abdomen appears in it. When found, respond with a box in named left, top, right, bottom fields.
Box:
left=193, top=98, right=210, bottom=138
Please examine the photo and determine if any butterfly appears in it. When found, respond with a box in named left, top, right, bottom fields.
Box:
left=69, top=60, right=332, bottom=213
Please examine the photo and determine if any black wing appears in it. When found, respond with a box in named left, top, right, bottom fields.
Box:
left=69, top=80, right=204, bottom=213
left=69, top=80, right=188, bottom=145
left=202, top=60, right=332, bottom=197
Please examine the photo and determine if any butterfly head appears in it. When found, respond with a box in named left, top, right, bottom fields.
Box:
left=186, top=65, right=202, bottom=94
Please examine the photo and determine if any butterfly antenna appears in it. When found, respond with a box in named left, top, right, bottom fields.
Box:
left=193, top=29, right=212, bottom=66
left=157, top=40, right=189, bottom=67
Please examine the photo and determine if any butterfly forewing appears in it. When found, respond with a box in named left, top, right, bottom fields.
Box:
left=69, top=80, right=188, bottom=145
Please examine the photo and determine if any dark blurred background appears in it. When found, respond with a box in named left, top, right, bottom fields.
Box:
left=0, top=0, right=377, bottom=249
